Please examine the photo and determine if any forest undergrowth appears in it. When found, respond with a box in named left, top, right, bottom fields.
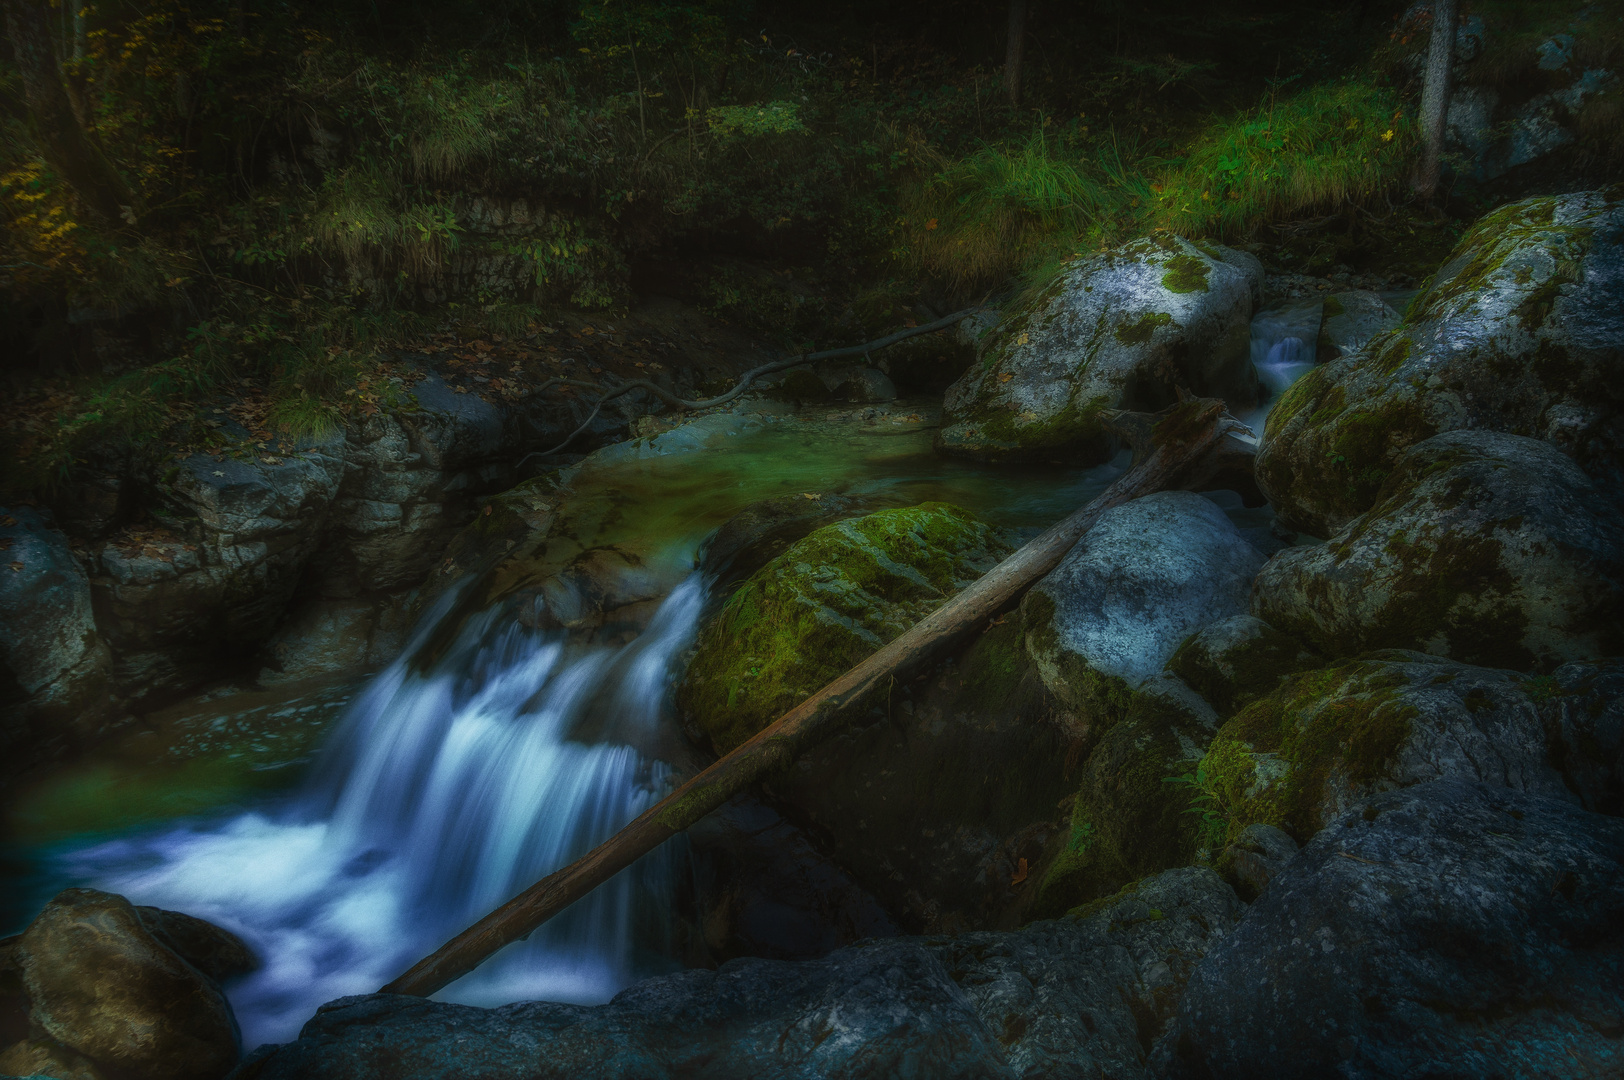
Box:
left=2, top=0, right=1618, bottom=497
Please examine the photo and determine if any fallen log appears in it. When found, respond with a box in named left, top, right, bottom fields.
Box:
left=382, top=396, right=1245, bottom=997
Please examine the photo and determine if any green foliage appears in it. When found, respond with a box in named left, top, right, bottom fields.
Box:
left=1162, top=759, right=1233, bottom=850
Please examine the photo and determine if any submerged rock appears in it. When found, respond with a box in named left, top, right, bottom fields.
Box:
left=936, top=236, right=1262, bottom=463
left=1155, top=779, right=1624, bottom=1079
left=1194, top=651, right=1623, bottom=843
left=1253, top=430, right=1624, bottom=672
left=1257, top=188, right=1624, bottom=537
left=678, top=503, right=1013, bottom=753
left=0, top=508, right=120, bottom=777
left=14, top=889, right=240, bottom=1080
left=232, top=867, right=1242, bottom=1080
left=1022, top=492, right=1266, bottom=748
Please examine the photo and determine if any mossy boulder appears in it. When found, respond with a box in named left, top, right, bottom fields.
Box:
left=1252, top=429, right=1624, bottom=673
left=1031, top=673, right=1220, bottom=918
left=1192, top=651, right=1615, bottom=845
left=936, top=237, right=1263, bottom=463
left=1257, top=188, right=1624, bottom=537
left=1022, top=492, right=1266, bottom=754
left=695, top=492, right=884, bottom=601
left=678, top=503, right=1014, bottom=754
left=1167, top=614, right=1323, bottom=717
left=761, top=607, right=1080, bottom=933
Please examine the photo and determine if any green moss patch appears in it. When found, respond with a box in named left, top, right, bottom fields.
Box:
left=1160, top=254, right=1211, bottom=294
left=1113, top=311, right=1175, bottom=345
left=678, top=503, right=1014, bottom=753
left=1193, top=660, right=1419, bottom=842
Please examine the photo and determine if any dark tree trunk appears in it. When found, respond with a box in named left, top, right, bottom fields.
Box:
left=1004, top=0, right=1027, bottom=106
left=1413, top=0, right=1456, bottom=201
left=2, top=0, right=137, bottom=222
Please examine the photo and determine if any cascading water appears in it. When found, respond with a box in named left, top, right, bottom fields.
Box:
left=61, top=575, right=706, bottom=1048
left=1245, top=299, right=1322, bottom=434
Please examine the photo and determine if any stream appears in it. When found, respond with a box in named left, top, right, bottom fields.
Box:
left=4, top=306, right=1317, bottom=1049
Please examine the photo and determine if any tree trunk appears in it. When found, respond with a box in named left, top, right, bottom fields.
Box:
left=381, top=397, right=1246, bottom=998
left=1413, top=0, right=1456, bottom=202
left=1004, top=0, right=1027, bottom=106
left=2, top=0, right=138, bottom=222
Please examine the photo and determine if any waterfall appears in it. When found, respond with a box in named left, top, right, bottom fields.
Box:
left=1244, top=300, right=1322, bottom=434
left=62, top=576, right=707, bottom=1049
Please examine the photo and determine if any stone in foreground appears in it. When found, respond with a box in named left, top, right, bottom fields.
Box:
left=1155, top=779, right=1624, bottom=1079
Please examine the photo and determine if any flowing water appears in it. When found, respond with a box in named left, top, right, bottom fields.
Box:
left=7, top=310, right=1328, bottom=1049
left=1243, top=299, right=1323, bottom=435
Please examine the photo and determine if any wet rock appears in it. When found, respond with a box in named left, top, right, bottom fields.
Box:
left=936, top=237, right=1262, bottom=464
left=1022, top=492, right=1266, bottom=748
left=1029, top=673, right=1220, bottom=916
left=0, top=508, right=120, bottom=776
left=237, top=938, right=1014, bottom=1080
left=1253, top=430, right=1624, bottom=672
left=0, top=1035, right=106, bottom=1080
left=1167, top=614, right=1322, bottom=718
left=1257, top=189, right=1624, bottom=537
left=1193, top=651, right=1622, bottom=844
left=233, top=867, right=1242, bottom=1080
left=678, top=503, right=1014, bottom=753
left=16, top=889, right=240, bottom=1080
left=686, top=796, right=900, bottom=963
left=1314, top=290, right=1402, bottom=361
left=133, top=907, right=258, bottom=986
left=1154, top=780, right=1624, bottom=1079
left=256, top=594, right=414, bottom=685
left=774, top=367, right=831, bottom=403
left=1215, top=823, right=1298, bottom=902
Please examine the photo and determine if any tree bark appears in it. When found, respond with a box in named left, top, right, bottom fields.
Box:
left=381, top=397, right=1246, bottom=998
left=1004, top=0, right=1027, bottom=106
left=1413, top=0, right=1456, bottom=202
left=2, top=0, right=138, bottom=222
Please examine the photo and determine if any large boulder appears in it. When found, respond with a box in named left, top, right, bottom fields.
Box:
left=1253, top=430, right=1624, bottom=672
left=678, top=503, right=1014, bottom=754
left=1022, top=491, right=1267, bottom=748
left=13, top=889, right=241, bottom=1080
left=231, top=867, right=1242, bottom=1080
left=1314, top=289, right=1402, bottom=361
left=936, top=237, right=1262, bottom=463
left=1194, top=652, right=1624, bottom=844
left=1029, top=673, right=1221, bottom=915
left=1257, top=188, right=1624, bottom=537
left=0, top=508, right=119, bottom=775
left=1155, top=780, right=1624, bottom=1078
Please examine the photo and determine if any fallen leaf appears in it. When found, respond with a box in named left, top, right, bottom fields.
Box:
left=1011, top=857, right=1029, bottom=885
left=1016, top=333, right=1030, bottom=345
left=1, top=516, right=15, bottom=527
left=801, top=492, right=821, bottom=500
left=8, top=562, right=22, bottom=572
left=998, top=372, right=1014, bottom=383
left=212, top=470, right=225, bottom=477
left=0, top=539, right=10, bottom=551
left=483, top=505, right=493, bottom=516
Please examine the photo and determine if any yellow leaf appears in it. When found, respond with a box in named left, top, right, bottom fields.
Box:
left=1016, top=332, right=1030, bottom=345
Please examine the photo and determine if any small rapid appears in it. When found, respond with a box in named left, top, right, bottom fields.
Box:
left=62, top=577, right=706, bottom=1048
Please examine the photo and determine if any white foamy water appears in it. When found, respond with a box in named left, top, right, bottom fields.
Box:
left=62, top=577, right=705, bottom=1048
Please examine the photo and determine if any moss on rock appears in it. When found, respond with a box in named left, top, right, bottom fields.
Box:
left=678, top=503, right=1014, bottom=753
left=1168, top=614, right=1323, bottom=717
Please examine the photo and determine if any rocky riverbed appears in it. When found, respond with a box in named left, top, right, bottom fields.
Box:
left=2, top=187, right=1621, bottom=1080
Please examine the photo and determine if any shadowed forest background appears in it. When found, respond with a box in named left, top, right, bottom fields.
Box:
left=4, top=0, right=1619, bottom=500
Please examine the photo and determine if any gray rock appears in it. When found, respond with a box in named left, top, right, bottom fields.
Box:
left=1154, top=779, right=1624, bottom=1079
left=0, top=508, right=119, bottom=775
left=1024, top=492, right=1267, bottom=728
left=1256, top=189, right=1624, bottom=537
left=1217, top=823, right=1298, bottom=902
left=828, top=367, right=897, bottom=403
left=1315, top=290, right=1402, bottom=361
left=17, top=889, right=239, bottom=1080
left=233, top=867, right=1243, bottom=1080
left=936, top=237, right=1262, bottom=464
left=1253, top=430, right=1624, bottom=673
left=257, top=594, right=414, bottom=685
left=1195, top=651, right=1621, bottom=845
